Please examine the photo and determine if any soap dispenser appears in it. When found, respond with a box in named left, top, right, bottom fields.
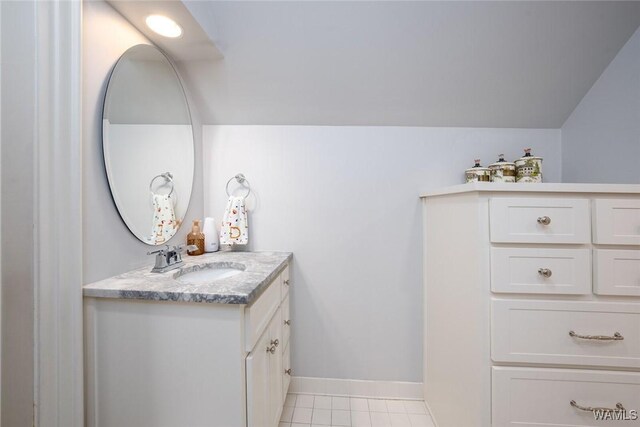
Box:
left=187, top=220, right=205, bottom=256
left=203, top=217, right=219, bottom=252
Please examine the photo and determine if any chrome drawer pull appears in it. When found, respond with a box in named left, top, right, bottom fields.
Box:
left=537, top=216, right=551, bottom=225
left=284, top=279, right=290, bottom=286
left=538, top=268, right=552, bottom=278
left=285, top=368, right=292, bottom=375
left=284, top=319, right=291, bottom=326
left=266, top=345, right=276, bottom=354
left=271, top=339, right=279, bottom=348
left=569, top=331, right=624, bottom=341
left=570, top=400, right=625, bottom=412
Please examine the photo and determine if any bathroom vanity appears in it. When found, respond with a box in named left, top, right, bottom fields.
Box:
left=422, top=183, right=640, bottom=427
left=83, top=251, right=292, bottom=427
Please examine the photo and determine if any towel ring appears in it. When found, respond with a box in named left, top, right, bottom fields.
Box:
left=225, top=173, right=251, bottom=199
left=149, top=172, right=174, bottom=196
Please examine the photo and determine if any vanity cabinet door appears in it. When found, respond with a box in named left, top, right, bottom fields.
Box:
left=282, top=341, right=291, bottom=401
left=282, top=295, right=291, bottom=347
left=281, top=266, right=290, bottom=300
left=247, top=307, right=283, bottom=427
left=246, top=327, right=270, bottom=427
left=281, top=295, right=291, bottom=400
left=268, top=309, right=284, bottom=427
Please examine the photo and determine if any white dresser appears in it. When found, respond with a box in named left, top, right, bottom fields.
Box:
left=421, top=183, right=640, bottom=427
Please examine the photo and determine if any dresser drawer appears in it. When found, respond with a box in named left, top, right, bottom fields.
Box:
left=493, top=367, right=640, bottom=426
left=491, top=247, right=591, bottom=295
left=594, top=199, right=640, bottom=245
left=595, top=250, right=640, bottom=297
left=245, top=274, right=282, bottom=351
left=490, top=198, right=590, bottom=244
left=492, top=300, right=640, bottom=369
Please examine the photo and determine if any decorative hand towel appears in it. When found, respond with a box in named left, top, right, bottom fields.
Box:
left=149, top=193, right=177, bottom=245
left=220, top=196, right=249, bottom=245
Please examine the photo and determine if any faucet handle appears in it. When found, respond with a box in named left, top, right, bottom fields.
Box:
left=148, top=244, right=195, bottom=273
left=171, top=244, right=198, bottom=253
left=147, top=245, right=170, bottom=256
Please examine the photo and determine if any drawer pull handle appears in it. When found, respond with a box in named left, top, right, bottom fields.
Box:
left=284, top=319, right=291, bottom=326
left=285, top=368, right=292, bottom=375
left=266, top=345, right=276, bottom=354
left=537, top=216, right=551, bottom=225
left=538, top=268, right=552, bottom=278
left=569, top=331, right=624, bottom=341
left=570, top=400, right=625, bottom=412
left=284, top=279, right=290, bottom=286
left=271, top=339, right=279, bottom=348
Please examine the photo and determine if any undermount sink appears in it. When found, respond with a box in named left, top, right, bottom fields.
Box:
left=175, top=263, right=245, bottom=285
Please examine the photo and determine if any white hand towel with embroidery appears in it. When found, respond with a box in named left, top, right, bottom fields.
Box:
left=149, top=193, right=177, bottom=245
left=220, top=196, right=248, bottom=245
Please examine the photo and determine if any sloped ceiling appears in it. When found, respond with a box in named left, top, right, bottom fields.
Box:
left=182, top=1, right=640, bottom=128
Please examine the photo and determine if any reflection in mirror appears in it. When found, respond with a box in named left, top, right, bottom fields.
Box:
left=103, top=44, right=194, bottom=245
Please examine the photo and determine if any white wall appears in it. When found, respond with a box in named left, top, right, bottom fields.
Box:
left=83, top=0, right=204, bottom=284
left=562, top=27, right=640, bottom=184
left=1, top=1, right=36, bottom=424
left=204, top=125, right=561, bottom=382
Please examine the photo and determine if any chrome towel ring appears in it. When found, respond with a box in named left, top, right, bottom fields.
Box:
left=226, top=173, right=251, bottom=199
left=149, top=172, right=174, bottom=196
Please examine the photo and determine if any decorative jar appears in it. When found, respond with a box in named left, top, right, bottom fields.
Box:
left=489, top=154, right=516, bottom=183
left=465, top=159, right=491, bottom=183
left=515, top=148, right=543, bottom=183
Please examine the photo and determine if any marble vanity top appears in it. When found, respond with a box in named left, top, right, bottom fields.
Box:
left=83, top=251, right=292, bottom=305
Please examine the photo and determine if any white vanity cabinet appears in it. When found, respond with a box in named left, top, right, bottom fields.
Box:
left=421, top=183, right=640, bottom=427
left=246, top=268, right=292, bottom=427
left=84, top=260, right=291, bottom=427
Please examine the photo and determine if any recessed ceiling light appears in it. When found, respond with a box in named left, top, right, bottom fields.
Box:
left=145, top=15, right=183, bottom=38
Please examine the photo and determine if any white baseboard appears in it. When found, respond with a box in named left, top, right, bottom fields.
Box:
left=290, top=376, right=423, bottom=400
left=424, top=399, right=439, bottom=426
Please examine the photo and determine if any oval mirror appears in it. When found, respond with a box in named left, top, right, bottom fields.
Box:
left=103, top=44, right=194, bottom=245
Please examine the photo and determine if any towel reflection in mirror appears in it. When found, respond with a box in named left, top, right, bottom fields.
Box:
left=149, top=193, right=178, bottom=245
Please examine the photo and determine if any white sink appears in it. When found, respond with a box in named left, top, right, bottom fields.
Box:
left=175, top=264, right=244, bottom=285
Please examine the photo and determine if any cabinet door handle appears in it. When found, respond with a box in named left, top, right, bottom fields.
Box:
left=570, top=400, right=625, bottom=412
left=284, top=279, right=290, bottom=286
left=569, top=331, right=624, bottom=341
left=537, top=216, right=551, bottom=225
left=271, top=339, right=279, bottom=348
left=538, top=268, right=552, bottom=278
left=284, top=319, right=291, bottom=326
left=266, top=345, right=276, bottom=354
left=285, top=368, right=292, bottom=375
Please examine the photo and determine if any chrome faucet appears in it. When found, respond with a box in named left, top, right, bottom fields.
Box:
left=147, top=244, right=198, bottom=273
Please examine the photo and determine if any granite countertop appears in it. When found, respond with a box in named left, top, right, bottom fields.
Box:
left=83, top=251, right=292, bottom=305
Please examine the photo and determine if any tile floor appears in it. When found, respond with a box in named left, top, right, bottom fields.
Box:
left=279, top=394, right=435, bottom=427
